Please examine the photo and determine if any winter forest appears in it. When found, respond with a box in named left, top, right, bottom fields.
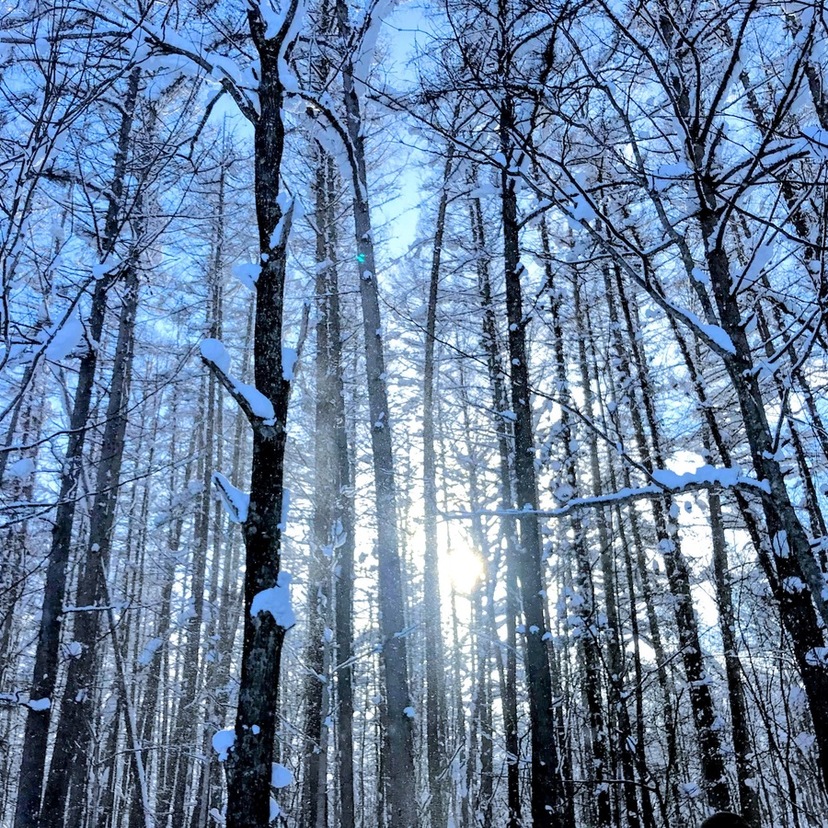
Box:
left=5, top=0, right=828, bottom=826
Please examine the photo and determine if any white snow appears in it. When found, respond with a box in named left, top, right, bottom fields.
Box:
left=806, top=647, right=828, bottom=666
left=46, top=311, right=83, bottom=361
left=137, top=637, right=163, bottom=666
left=701, top=323, right=736, bottom=354
left=200, top=339, right=275, bottom=421
left=200, top=338, right=231, bottom=375
left=677, top=309, right=736, bottom=354
left=279, top=488, right=290, bottom=531
left=282, top=347, right=297, bottom=381
left=212, top=728, right=236, bottom=761
left=571, top=194, right=596, bottom=221
left=652, top=162, right=692, bottom=191
left=783, top=576, right=807, bottom=593
left=276, top=0, right=306, bottom=89
left=7, top=458, right=34, bottom=479
left=270, top=195, right=294, bottom=249
left=651, top=464, right=769, bottom=493
left=743, top=242, right=774, bottom=284
left=661, top=300, right=738, bottom=355
left=232, top=262, right=260, bottom=290
left=91, top=258, right=122, bottom=280
left=250, top=572, right=296, bottom=629
left=271, top=762, right=294, bottom=788
left=253, top=0, right=287, bottom=39
left=232, top=380, right=275, bottom=420
left=210, top=53, right=244, bottom=86
left=213, top=472, right=250, bottom=524
left=308, top=110, right=357, bottom=194
left=353, top=0, right=395, bottom=94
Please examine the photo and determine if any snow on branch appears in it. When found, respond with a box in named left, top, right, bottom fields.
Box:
left=291, top=90, right=363, bottom=198
left=213, top=472, right=250, bottom=524
left=443, top=465, right=770, bottom=521
left=247, top=0, right=303, bottom=51
left=200, top=338, right=279, bottom=432
left=352, top=0, right=395, bottom=95
left=0, top=692, right=52, bottom=711
left=271, top=762, right=294, bottom=788
left=212, top=728, right=236, bottom=761
left=270, top=193, right=296, bottom=251
left=140, top=25, right=260, bottom=122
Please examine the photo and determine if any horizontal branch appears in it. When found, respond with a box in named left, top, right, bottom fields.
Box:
left=441, top=467, right=770, bottom=520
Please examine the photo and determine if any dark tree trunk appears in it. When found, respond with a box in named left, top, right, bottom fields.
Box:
left=569, top=273, right=612, bottom=828
left=422, top=144, right=454, bottom=828
left=707, top=483, right=762, bottom=826
left=700, top=213, right=828, bottom=792
left=13, top=66, right=141, bottom=828
left=608, top=263, right=732, bottom=812
left=467, top=187, right=523, bottom=828
left=40, top=255, right=141, bottom=828
left=499, top=92, right=565, bottom=826
left=223, top=8, right=301, bottom=827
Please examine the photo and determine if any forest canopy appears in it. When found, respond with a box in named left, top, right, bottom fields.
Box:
left=2, top=1, right=828, bottom=827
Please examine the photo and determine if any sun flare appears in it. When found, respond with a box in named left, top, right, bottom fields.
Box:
left=439, top=538, right=485, bottom=595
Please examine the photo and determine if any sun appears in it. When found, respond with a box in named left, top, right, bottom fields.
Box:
left=439, top=534, right=485, bottom=595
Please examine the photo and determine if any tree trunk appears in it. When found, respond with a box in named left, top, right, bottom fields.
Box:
left=322, top=152, right=357, bottom=828
left=13, top=65, right=141, bottom=828
left=608, top=262, right=732, bottom=811
left=299, top=147, right=348, bottom=828
left=499, top=91, right=565, bottom=825
left=40, top=255, right=141, bottom=828
left=707, top=481, right=762, bottom=826
left=698, top=186, right=828, bottom=793
left=332, top=3, right=416, bottom=824
left=467, top=187, right=523, bottom=828
left=422, top=144, right=454, bottom=828
left=223, top=8, right=301, bottom=826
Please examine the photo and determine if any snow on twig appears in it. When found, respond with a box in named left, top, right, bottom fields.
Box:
left=442, top=464, right=770, bottom=520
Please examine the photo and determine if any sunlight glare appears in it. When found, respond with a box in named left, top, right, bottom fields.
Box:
left=440, top=538, right=485, bottom=595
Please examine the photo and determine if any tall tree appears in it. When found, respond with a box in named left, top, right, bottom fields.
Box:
left=328, top=1, right=418, bottom=824
left=13, top=66, right=142, bottom=828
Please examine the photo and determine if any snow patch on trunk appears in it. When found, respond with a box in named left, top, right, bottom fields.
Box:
left=250, top=572, right=296, bottom=629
